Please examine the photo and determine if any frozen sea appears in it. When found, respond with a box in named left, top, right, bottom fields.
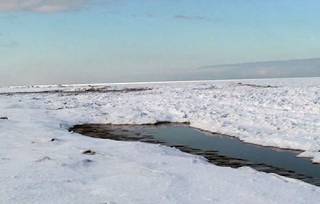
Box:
left=0, top=77, right=320, bottom=203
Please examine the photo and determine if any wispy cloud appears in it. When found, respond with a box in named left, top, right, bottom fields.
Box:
left=0, top=32, right=18, bottom=48
left=0, top=0, right=89, bottom=13
left=0, top=40, right=19, bottom=48
left=174, top=15, right=209, bottom=21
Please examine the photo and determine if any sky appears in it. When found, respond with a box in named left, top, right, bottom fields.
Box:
left=0, top=0, right=320, bottom=86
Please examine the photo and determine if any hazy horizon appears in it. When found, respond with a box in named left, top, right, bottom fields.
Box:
left=1, top=0, right=320, bottom=86
left=0, top=57, right=319, bottom=87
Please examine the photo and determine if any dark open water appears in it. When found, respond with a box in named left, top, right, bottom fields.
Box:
left=70, top=124, right=320, bottom=186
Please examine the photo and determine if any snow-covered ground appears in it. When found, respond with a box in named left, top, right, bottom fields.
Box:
left=0, top=77, right=320, bottom=203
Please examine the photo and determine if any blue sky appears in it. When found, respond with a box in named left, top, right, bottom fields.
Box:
left=0, top=0, right=320, bottom=85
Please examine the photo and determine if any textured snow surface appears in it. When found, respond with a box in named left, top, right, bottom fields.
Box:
left=0, top=78, right=320, bottom=203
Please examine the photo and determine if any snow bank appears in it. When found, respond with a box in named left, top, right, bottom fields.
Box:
left=0, top=77, right=320, bottom=203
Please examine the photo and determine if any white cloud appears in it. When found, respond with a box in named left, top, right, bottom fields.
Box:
left=0, top=0, right=89, bottom=13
